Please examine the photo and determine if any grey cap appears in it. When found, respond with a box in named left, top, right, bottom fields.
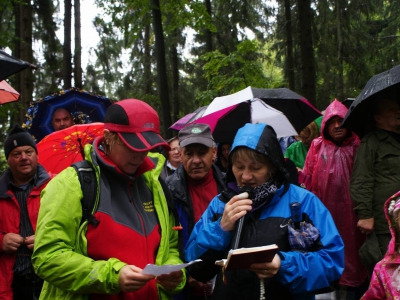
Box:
left=178, top=123, right=214, bottom=148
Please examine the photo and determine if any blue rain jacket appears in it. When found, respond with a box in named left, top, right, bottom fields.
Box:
left=184, top=123, right=344, bottom=300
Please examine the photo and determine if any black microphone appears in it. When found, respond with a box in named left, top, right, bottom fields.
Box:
left=232, top=185, right=254, bottom=250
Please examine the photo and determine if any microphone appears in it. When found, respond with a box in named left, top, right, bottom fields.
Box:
left=232, top=185, right=254, bottom=250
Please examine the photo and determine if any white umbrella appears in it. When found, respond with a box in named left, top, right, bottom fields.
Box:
left=192, top=99, right=297, bottom=142
left=204, top=86, right=321, bottom=133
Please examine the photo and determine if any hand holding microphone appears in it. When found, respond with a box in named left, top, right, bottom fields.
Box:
left=220, top=191, right=253, bottom=232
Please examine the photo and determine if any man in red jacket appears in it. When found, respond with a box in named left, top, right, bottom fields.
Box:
left=0, top=124, right=50, bottom=300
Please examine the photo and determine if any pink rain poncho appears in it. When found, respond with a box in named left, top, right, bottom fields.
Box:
left=362, top=191, right=400, bottom=299
left=303, top=99, right=367, bottom=287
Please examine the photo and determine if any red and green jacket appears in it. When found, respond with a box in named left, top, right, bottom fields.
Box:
left=32, top=139, right=185, bottom=300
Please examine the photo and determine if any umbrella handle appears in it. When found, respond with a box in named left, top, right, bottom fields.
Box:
left=77, top=137, right=85, bottom=158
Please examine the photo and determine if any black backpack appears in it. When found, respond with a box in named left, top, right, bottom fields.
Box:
left=71, top=160, right=100, bottom=227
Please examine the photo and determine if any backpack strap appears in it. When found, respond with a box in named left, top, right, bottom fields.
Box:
left=159, top=177, right=184, bottom=260
left=71, top=160, right=100, bottom=227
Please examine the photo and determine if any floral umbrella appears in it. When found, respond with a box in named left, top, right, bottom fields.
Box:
left=37, top=123, right=104, bottom=174
left=23, top=87, right=114, bottom=142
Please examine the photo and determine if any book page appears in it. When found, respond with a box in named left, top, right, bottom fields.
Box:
left=229, top=244, right=278, bottom=255
left=142, top=259, right=202, bottom=276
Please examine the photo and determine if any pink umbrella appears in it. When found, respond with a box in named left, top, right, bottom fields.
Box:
left=0, top=80, right=20, bottom=104
left=169, top=113, right=196, bottom=130
left=169, top=106, right=209, bottom=131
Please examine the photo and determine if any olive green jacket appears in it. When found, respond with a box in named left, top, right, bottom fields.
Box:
left=350, top=129, right=400, bottom=233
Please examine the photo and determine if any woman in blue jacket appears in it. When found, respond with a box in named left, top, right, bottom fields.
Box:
left=184, top=123, right=344, bottom=300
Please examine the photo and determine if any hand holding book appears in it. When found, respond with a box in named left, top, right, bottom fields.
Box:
left=215, top=244, right=279, bottom=271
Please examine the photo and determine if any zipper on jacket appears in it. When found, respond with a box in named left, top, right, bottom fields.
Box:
left=127, top=179, right=150, bottom=262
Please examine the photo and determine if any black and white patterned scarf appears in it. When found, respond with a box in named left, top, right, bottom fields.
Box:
left=238, top=179, right=278, bottom=212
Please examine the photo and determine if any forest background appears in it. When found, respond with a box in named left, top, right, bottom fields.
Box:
left=0, top=0, right=399, bottom=165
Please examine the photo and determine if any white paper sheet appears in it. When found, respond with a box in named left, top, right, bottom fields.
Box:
left=141, top=259, right=202, bottom=276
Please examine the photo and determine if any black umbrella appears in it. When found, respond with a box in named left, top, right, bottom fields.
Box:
left=341, top=98, right=355, bottom=109
left=0, top=50, right=36, bottom=81
left=211, top=87, right=322, bottom=133
left=342, top=64, right=400, bottom=138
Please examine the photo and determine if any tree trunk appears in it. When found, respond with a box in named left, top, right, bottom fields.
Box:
left=9, top=2, right=22, bottom=126
left=63, top=0, right=72, bottom=88
left=74, top=0, right=82, bottom=88
left=170, top=28, right=180, bottom=123
left=151, top=0, right=172, bottom=138
left=19, top=0, right=33, bottom=124
left=204, top=0, right=212, bottom=53
left=296, top=0, right=316, bottom=106
left=336, top=0, right=344, bottom=101
left=13, top=2, right=21, bottom=93
left=284, top=0, right=295, bottom=91
left=143, top=22, right=152, bottom=95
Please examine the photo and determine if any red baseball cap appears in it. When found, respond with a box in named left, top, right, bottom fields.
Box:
left=104, top=99, right=170, bottom=152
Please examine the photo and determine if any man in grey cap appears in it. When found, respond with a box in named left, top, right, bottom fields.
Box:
left=165, top=123, right=226, bottom=299
left=0, top=124, right=50, bottom=299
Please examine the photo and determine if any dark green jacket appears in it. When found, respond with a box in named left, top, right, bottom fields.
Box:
left=350, top=129, right=400, bottom=233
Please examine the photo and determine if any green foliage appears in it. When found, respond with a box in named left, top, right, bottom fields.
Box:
left=0, top=0, right=16, bottom=48
left=1, top=0, right=399, bottom=138
left=196, top=39, right=281, bottom=106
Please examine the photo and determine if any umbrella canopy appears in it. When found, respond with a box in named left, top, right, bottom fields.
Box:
left=341, top=98, right=355, bottom=109
left=342, top=64, right=400, bottom=138
left=192, top=99, right=297, bottom=143
left=169, top=106, right=209, bottom=131
left=169, top=113, right=196, bottom=131
left=207, top=86, right=322, bottom=133
left=37, top=123, right=104, bottom=174
left=0, top=80, right=20, bottom=104
left=24, top=87, right=114, bottom=142
left=0, top=50, right=36, bottom=81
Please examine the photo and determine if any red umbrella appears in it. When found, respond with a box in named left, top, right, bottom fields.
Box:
left=0, top=80, right=20, bottom=104
left=37, top=123, right=104, bottom=174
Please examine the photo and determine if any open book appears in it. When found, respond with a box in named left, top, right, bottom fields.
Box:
left=215, top=244, right=279, bottom=271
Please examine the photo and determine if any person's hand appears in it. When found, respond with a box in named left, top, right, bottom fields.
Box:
left=220, top=192, right=253, bottom=232
left=187, top=276, right=204, bottom=289
left=250, top=254, right=281, bottom=279
left=2, top=233, right=24, bottom=253
left=156, top=270, right=183, bottom=291
left=24, top=235, right=35, bottom=250
left=119, top=265, right=155, bottom=292
left=358, top=218, right=374, bottom=235
left=187, top=276, right=213, bottom=296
